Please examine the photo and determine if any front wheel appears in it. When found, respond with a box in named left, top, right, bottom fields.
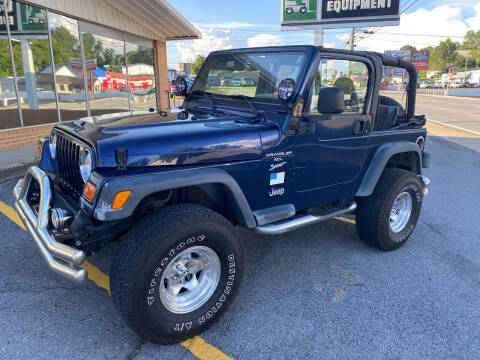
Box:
left=110, top=204, right=244, bottom=344
left=356, top=168, right=423, bottom=251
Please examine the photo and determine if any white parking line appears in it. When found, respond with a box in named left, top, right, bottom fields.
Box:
left=429, top=119, right=480, bottom=136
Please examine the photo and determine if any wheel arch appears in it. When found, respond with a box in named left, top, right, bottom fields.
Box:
left=356, top=141, right=422, bottom=197
left=92, top=168, right=257, bottom=228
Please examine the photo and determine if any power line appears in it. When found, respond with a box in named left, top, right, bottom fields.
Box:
left=356, top=0, right=420, bottom=45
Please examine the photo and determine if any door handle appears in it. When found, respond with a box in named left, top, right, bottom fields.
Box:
left=353, top=119, right=365, bottom=134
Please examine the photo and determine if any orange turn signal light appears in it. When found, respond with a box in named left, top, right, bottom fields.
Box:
left=35, top=144, right=42, bottom=156
left=83, top=182, right=97, bottom=201
left=112, top=190, right=132, bottom=210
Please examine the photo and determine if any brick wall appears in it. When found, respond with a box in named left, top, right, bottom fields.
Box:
left=154, top=40, right=170, bottom=111
left=0, top=124, right=55, bottom=151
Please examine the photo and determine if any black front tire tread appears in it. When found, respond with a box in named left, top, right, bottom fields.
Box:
left=356, top=168, right=421, bottom=251
left=110, top=204, right=241, bottom=344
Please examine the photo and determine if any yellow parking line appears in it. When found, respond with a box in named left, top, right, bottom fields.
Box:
left=334, top=216, right=356, bottom=225
left=181, top=336, right=233, bottom=360
left=0, top=201, right=110, bottom=292
left=0, top=200, right=232, bottom=360
left=79, top=260, right=110, bottom=294
left=0, top=200, right=25, bottom=230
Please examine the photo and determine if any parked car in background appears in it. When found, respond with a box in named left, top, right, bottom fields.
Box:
left=451, top=82, right=470, bottom=88
left=232, top=77, right=242, bottom=86
left=168, top=80, right=176, bottom=94
left=221, top=76, right=233, bottom=86
left=207, top=78, right=220, bottom=87
left=473, top=83, right=480, bottom=88
left=241, top=77, right=256, bottom=86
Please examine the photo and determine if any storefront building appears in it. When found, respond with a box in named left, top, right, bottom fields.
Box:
left=0, top=0, right=200, bottom=150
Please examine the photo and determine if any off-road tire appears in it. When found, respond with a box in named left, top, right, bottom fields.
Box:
left=356, top=168, right=423, bottom=251
left=110, top=204, right=244, bottom=344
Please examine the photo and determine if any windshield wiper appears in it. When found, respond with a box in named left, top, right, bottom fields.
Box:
left=201, top=91, right=262, bottom=121
left=231, top=94, right=267, bottom=123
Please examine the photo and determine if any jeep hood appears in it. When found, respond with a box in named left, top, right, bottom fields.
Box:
left=57, top=112, right=280, bottom=168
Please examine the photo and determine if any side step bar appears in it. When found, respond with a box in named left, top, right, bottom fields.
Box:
left=255, top=201, right=357, bottom=235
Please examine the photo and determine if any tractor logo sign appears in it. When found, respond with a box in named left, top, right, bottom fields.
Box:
left=19, top=3, right=47, bottom=31
left=283, top=0, right=317, bottom=21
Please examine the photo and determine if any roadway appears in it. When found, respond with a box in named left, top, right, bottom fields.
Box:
left=384, top=91, right=480, bottom=134
left=0, top=99, right=479, bottom=359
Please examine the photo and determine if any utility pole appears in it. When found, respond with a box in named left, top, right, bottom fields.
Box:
left=348, top=28, right=355, bottom=76
left=349, top=28, right=355, bottom=51
left=314, top=29, right=323, bottom=47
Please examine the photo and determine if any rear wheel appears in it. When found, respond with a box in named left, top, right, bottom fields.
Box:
left=356, top=168, right=423, bottom=251
left=110, top=204, right=244, bottom=344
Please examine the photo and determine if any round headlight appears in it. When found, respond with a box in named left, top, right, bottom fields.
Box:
left=277, top=78, right=295, bottom=102
left=49, top=132, right=57, bottom=159
left=79, top=149, right=92, bottom=183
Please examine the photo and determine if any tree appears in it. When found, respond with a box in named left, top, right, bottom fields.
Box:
left=127, top=46, right=153, bottom=65
left=191, top=55, right=206, bottom=75
left=430, top=38, right=458, bottom=73
left=82, top=33, right=103, bottom=64
left=462, top=30, right=480, bottom=68
left=50, top=26, right=79, bottom=65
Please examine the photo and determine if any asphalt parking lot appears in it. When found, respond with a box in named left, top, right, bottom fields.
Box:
left=1, top=124, right=480, bottom=359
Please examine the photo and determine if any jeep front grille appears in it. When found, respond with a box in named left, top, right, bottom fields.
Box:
left=56, top=133, right=85, bottom=197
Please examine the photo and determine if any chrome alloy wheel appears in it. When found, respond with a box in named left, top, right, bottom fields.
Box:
left=159, top=246, right=221, bottom=314
left=389, top=191, right=413, bottom=233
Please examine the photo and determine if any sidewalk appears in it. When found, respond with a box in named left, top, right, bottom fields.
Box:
left=0, top=143, right=36, bottom=180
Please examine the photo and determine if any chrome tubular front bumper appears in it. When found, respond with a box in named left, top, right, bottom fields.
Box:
left=13, top=166, right=87, bottom=283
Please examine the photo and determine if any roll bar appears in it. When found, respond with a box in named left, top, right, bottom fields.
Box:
left=377, top=53, right=418, bottom=119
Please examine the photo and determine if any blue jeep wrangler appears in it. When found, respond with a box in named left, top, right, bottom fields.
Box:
left=13, top=46, right=430, bottom=343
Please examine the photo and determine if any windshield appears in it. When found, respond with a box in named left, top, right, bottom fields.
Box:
left=191, top=52, right=306, bottom=102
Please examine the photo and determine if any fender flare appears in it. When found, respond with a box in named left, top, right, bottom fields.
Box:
left=356, top=141, right=422, bottom=197
left=90, top=168, right=257, bottom=228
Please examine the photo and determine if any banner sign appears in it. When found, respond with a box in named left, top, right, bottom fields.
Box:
left=384, top=50, right=410, bottom=77
left=70, top=58, right=83, bottom=70
left=70, top=58, right=97, bottom=71
left=282, top=0, right=400, bottom=29
left=85, top=59, right=97, bottom=71
left=283, top=0, right=317, bottom=22
left=18, top=3, right=47, bottom=32
left=0, top=1, right=47, bottom=33
left=0, top=0, right=18, bottom=32
left=411, top=50, right=429, bottom=70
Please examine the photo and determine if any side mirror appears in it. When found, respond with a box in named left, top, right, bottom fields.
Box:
left=317, top=87, right=344, bottom=114
left=175, top=76, right=188, bottom=97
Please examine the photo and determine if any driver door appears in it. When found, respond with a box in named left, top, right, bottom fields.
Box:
left=294, top=56, right=372, bottom=201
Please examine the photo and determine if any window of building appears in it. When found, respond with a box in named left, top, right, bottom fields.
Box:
left=0, top=35, right=21, bottom=130
left=8, top=2, right=58, bottom=127
left=126, top=39, right=156, bottom=112
left=48, top=12, right=87, bottom=121
left=81, top=26, right=130, bottom=116
left=310, top=58, right=370, bottom=114
left=1, top=2, right=159, bottom=132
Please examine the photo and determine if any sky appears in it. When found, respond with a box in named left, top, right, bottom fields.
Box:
left=166, top=0, right=480, bottom=68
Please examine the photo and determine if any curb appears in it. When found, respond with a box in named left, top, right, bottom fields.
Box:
left=0, top=162, right=32, bottom=182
